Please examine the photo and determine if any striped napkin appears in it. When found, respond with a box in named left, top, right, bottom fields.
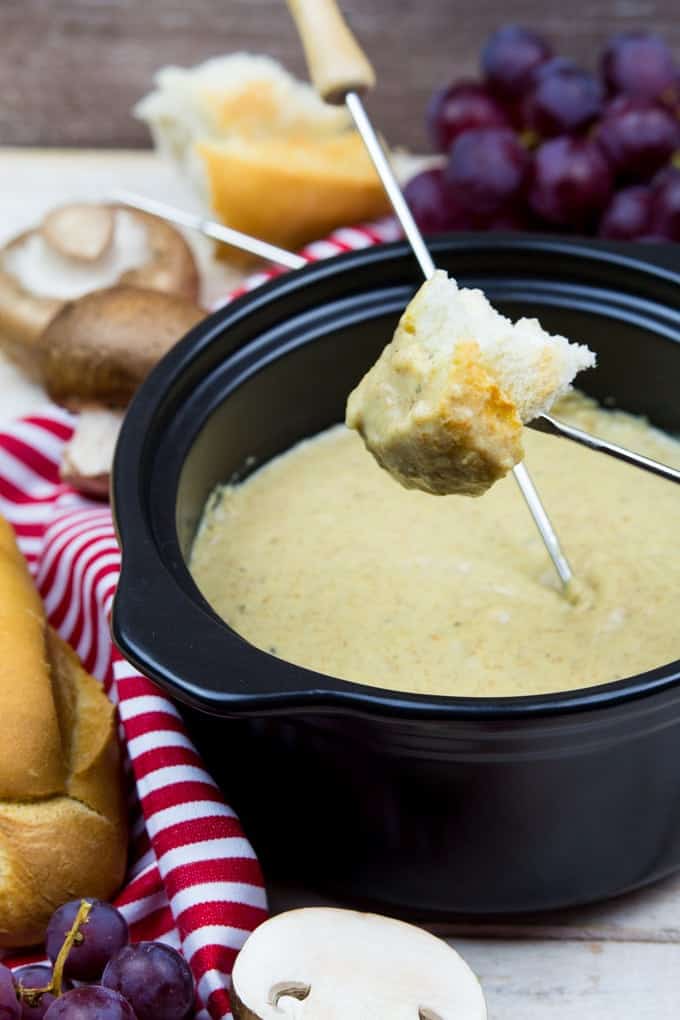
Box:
left=1, top=218, right=399, bottom=1018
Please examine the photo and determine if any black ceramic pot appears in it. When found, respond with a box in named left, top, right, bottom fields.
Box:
left=112, top=235, right=680, bottom=917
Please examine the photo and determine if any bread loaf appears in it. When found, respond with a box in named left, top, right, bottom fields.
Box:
left=0, top=515, right=127, bottom=947
left=135, top=53, right=391, bottom=263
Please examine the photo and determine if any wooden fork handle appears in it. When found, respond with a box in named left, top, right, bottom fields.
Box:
left=286, top=0, right=376, bottom=104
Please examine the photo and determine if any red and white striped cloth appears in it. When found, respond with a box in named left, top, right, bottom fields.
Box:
left=1, top=220, right=396, bottom=1018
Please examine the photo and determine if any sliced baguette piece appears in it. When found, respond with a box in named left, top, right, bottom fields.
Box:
left=346, top=270, right=596, bottom=497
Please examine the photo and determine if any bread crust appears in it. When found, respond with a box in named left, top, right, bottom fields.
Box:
left=0, top=516, right=127, bottom=947
left=198, top=133, right=391, bottom=262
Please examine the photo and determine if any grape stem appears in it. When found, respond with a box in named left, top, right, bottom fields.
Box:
left=17, top=899, right=93, bottom=1007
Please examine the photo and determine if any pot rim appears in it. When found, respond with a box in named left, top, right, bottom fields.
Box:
left=112, top=234, right=680, bottom=721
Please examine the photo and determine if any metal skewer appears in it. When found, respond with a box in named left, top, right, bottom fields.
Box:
left=113, top=189, right=680, bottom=495
left=532, top=415, right=680, bottom=485
left=111, top=189, right=306, bottom=271
left=286, top=0, right=576, bottom=591
left=348, top=96, right=576, bottom=589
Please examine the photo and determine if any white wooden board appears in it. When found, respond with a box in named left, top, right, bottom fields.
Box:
left=1, top=147, right=679, bottom=1018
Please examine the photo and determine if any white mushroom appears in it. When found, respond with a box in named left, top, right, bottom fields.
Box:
left=59, top=407, right=125, bottom=499
left=231, top=908, right=487, bottom=1020
left=42, top=203, right=115, bottom=262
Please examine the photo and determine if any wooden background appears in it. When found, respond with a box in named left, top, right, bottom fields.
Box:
left=2, top=0, right=679, bottom=152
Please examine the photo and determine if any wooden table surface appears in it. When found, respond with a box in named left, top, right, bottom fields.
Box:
left=3, top=1, right=680, bottom=152
left=2, top=147, right=680, bottom=1018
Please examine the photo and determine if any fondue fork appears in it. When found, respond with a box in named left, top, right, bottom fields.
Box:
left=113, top=190, right=680, bottom=496
left=285, top=0, right=575, bottom=590
left=532, top=415, right=680, bottom=483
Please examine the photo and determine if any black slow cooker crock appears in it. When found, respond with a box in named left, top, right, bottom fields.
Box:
left=112, top=235, right=680, bottom=917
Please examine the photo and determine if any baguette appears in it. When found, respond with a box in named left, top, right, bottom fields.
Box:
left=0, top=515, right=127, bottom=947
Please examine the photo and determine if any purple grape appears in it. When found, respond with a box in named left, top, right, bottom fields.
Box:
left=43, top=987, right=136, bottom=1020
left=46, top=900, right=129, bottom=983
left=602, top=31, right=679, bottom=103
left=529, top=137, right=613, bottom=228
left=597, top=96, right=679, bottom=180
left=0, top=965, right=19, bottom=1020
left=403, top=168, right=469, bottom=233
left=481, top=25, right=552, bottom=99
left=426, top=81, right=510, bottom=152
left=445, top=127, right=530, bottom=219
left=102, top=943, right=194, bottom=1020
left=13, top=967, right=63, bottom=1020
left=598, top=186, right=653, bottom=239
left=524, top=59, right=603, bottom=136
left=650, top=167, right=680, bottom=240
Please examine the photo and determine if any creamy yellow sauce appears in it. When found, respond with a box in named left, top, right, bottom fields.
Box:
left=190, top=393, right=680, bottom=697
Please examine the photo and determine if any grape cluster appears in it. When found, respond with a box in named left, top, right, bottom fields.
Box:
left=408, top=27, right=680, bottom=241
left=0, top=900, right=195, bottom=1020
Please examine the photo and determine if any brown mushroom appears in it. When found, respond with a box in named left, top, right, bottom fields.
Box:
left=39, top=285, right=204, bottom=410
left=0, top=203, right=200, bottom=379
left=230, top=908, right=487, bottom=1020
left=117, top=208, right=199, bottom=300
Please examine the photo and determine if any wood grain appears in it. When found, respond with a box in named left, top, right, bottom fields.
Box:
left=458, top=940, right=680, bottom=1019
left=2, top=0, right=679, bottom=151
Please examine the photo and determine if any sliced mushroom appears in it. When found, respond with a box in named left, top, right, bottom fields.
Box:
left=0, top=203, right=200, bottom=379
left=231, top=908, right=487, bottom=1020
left=39, top=285, right=204, bottom=410
left=59, top=406, right=125, bottom=498
left=43, top=203, right=115, bottom=262
left=117, top=208, right=199, bottom=301
left=0, top=244, right=63, bottom=375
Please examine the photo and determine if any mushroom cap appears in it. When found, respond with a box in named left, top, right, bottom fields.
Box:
left=231, top=908, right=487, bottom=1020
left=40, top=285, right=204, bottom=409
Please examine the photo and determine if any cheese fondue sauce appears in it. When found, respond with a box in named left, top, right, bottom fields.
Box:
left=190, top=393, right=680, bottom=697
